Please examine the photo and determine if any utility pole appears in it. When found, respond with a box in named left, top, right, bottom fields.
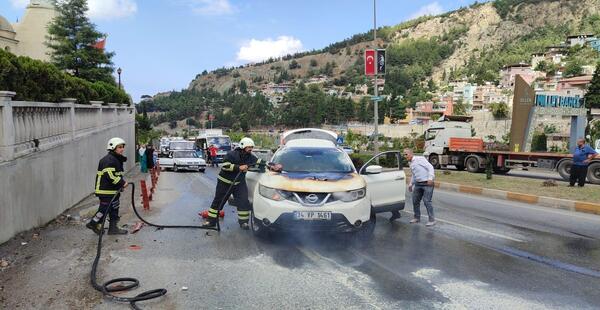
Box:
left=373, top=0, right=379, bottom=156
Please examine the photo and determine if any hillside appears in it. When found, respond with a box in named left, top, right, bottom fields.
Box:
left=141, top=0, right=600, bottom=134
left=188, top=0, right=600, bottom=93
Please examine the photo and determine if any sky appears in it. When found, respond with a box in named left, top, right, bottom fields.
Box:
left=1, top=0, right=481, bottom=102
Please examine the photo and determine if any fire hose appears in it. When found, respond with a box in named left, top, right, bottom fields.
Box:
left=90, top=171, right=242, bottom=309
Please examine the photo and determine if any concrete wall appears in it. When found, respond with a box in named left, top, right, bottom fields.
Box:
left=0, top=92, right=135, bottom=244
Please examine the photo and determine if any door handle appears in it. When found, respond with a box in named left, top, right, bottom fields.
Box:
left=395, top=176, right=405, bottom=180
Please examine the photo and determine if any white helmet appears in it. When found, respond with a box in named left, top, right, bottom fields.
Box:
left=107, top=137, right=126, bottom=151
left=239, top=137, right=255, bottom=149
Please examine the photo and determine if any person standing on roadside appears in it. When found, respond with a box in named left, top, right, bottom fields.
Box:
left=209, top=144, right=218, bottom=167
left=569, top=138, right=598, bottom=187
left=139, top=144, right=147, bottom=173
left=404, top=148, right=436, bottom=227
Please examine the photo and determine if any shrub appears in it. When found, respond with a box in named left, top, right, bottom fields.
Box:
left=0, top=49, right=130, bottom=104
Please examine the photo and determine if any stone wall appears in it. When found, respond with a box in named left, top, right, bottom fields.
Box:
left=0, top=92, right=135, bottom=244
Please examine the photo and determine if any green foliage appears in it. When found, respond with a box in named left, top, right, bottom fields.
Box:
left=489, top=102, right=509, bottom=119
left=186, top=118, right=200, bottom=128
left=563, top=58, right=584, bottom=77
left=543, top=124, right=558, bottom=134
left=586, top=62, right=600, bottom=135
left=460, top=24, right=570, bottom=84
left=46, top=0, right=115, bottom=84
left=384, top=28, right=466, bottom=104
left=288, top=60, right=301, bottom=70
left=453, top=100, right=468, bottom=116
left=531, top=132, right=548, bottom=152
left=310, top=59, right=318, bottom=67
left=493, top=0, right=551, bottom=19
left=535, top=60, right=559, bottom=76
left=168, top=120, right=177, bottom=129
left=0, top=49, right=129, bottom=104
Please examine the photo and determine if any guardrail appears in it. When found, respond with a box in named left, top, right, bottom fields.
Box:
left=0, top=91, right=134, bottom=162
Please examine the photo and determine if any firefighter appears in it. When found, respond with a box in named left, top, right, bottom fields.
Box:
left=202, top=137, right=281, bottom=230
left=86, top=137, right=129, bottom=235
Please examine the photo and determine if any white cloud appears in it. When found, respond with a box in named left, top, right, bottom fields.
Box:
left=87, top=0, right=138, bottom=20
left=410, top=2, right=444, bottom=19
left=10, top=0, right=29, bottom=8
left=236, top=36, right=304, bottom=63
left=189, top=0, right=235, bottom=16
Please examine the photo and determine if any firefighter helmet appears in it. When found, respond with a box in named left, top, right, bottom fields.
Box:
left=239, top=137, right=255, bottom=149
left=107, top=137, right=126, bottom=151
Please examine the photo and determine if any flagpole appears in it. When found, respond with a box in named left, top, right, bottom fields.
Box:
left=373, top=0, right=379, bottom=156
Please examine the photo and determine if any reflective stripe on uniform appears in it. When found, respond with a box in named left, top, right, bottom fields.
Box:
left=221, top=162, right=235, bottom=172
left=96, top=168, right=122, bottom=193
left=208, top=208, right=219, bottom=218
left=238, top=210, right=250, bottom=220
left=95, top=189, right=118, bottom=195
left=217, top=175, right=240, bottom=185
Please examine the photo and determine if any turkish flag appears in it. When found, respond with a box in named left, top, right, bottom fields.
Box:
left=92, top=38, right=106, bottom=50
left=365, top=49, right=376, bottom=76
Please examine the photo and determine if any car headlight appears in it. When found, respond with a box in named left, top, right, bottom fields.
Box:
left=259, top=185, right=292, bottom=201
left=332, top=188, right=366, bottom=202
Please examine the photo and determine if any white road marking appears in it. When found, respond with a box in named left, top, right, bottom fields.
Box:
left=401, top=210, right=525, bottom=243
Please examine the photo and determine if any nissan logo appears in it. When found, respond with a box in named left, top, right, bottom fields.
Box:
left=305, top=194, right=319, bottom=204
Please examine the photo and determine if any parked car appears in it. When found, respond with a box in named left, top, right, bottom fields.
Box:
left=246, top=128, right=406, bottom=239
left=160, top=150, right=206, bottom=172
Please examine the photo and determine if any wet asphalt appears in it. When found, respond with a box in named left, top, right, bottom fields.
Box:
left=84, top=166, right=600, bottom=309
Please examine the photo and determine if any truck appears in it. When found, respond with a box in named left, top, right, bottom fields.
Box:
left=195, top=129, right=232, bottom=163
left=423, top=117, right=600, bottom=184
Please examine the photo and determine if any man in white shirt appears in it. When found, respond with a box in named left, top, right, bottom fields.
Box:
left=404, top=148, right=436, bottom=227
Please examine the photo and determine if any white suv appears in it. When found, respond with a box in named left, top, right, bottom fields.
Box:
left=246, top=129, right=406, bottom=238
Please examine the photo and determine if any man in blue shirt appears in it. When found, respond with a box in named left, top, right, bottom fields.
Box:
left=569, top=138, right=598, bottom=187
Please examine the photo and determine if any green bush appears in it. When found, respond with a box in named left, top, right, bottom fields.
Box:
left=0, top=49, right=130, bottom=105
left=531, top=132, right=548, bottom=152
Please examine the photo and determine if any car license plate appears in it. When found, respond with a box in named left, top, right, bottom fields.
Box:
left=189, top=165, right=198, bottom=169
left=294, top=211, right=331, bottom=221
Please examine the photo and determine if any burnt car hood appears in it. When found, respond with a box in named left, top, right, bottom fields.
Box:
left=260, top=171, right=365, bottom=193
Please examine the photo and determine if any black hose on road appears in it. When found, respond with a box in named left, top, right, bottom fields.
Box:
left=91, top=172, right=241, bottom=309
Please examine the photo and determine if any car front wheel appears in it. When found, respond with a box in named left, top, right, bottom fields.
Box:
left=250, top=210, right=271, bottom=239
left=173, top=165, right=179, bottom=172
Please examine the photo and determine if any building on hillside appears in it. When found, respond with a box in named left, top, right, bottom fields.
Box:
left=589, top=38, right=600, bottom=52
left=531, top=53, right=546, bottom=69
left=500, top=63, right=536, bottom=89
left=556, top=75, right=594, bottom=93
left=473, top=84, right=508, bottom=110
left=544, top=46, right=567, bottom=64
left=355, top=84, right=368, bottom=95
left=0, top=0, right=57, bottom=62
left=306, top=75, right=329, bottom=85
left=566, top=34, right=596, bottom=47
left=261, top=82, right=293, bottom=96
left=413, top=100, right=453, bottom=121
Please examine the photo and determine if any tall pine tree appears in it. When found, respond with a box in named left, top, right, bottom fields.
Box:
left=46, top=0, right=115, bottom=84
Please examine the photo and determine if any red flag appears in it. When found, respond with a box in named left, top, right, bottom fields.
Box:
left=92, top=38, right=106, bottom=50
left=365, top=49, right=376, bottom=76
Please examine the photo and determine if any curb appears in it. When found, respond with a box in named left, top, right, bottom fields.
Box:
left=434, top=181, right=600, bottom=215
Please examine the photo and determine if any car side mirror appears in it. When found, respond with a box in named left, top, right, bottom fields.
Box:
left=365, top=165, right=383, bottom=174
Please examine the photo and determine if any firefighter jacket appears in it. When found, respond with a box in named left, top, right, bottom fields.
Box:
left=95, top=151, right=127, bottom=197
left=218, top=148, right=266, bottom=185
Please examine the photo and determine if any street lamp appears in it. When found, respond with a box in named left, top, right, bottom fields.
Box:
left=372, top=0, right=379, bottom=156
left=117, top=67, right=122, bottom=89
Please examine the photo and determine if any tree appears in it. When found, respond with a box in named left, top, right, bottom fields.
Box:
left=585, top=62, right=600, bottom=136
left=563, top=59, right=584, bottom=77
left=489, top=102, right=509, bottom=119
left=289, top=60, right=301, bottom=70
left=46, top=0, right=115, bottom=84
left=310, top=59, right=318, bottom=67
left=453, top=100, right=468, bottom=116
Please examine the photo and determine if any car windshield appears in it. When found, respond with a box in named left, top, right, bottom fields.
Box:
left=208, top=137, right=231, bottom=151
left=170, top=141, right=195, bottom=150
left=272, top=147, right=354, bottom=173
left=174, top=151, right=197, bottom=158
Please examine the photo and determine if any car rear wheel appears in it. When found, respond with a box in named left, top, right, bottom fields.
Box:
left=199, top=168, right=205, bottom=173
left=173, top=165, right=179, bottom=172
left=429, top=155, right=441, bottom=169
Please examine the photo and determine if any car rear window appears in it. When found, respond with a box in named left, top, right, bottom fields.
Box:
left=272, top=147, right=354, bottom=173
left=174, top=151, right=197, bottom=158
